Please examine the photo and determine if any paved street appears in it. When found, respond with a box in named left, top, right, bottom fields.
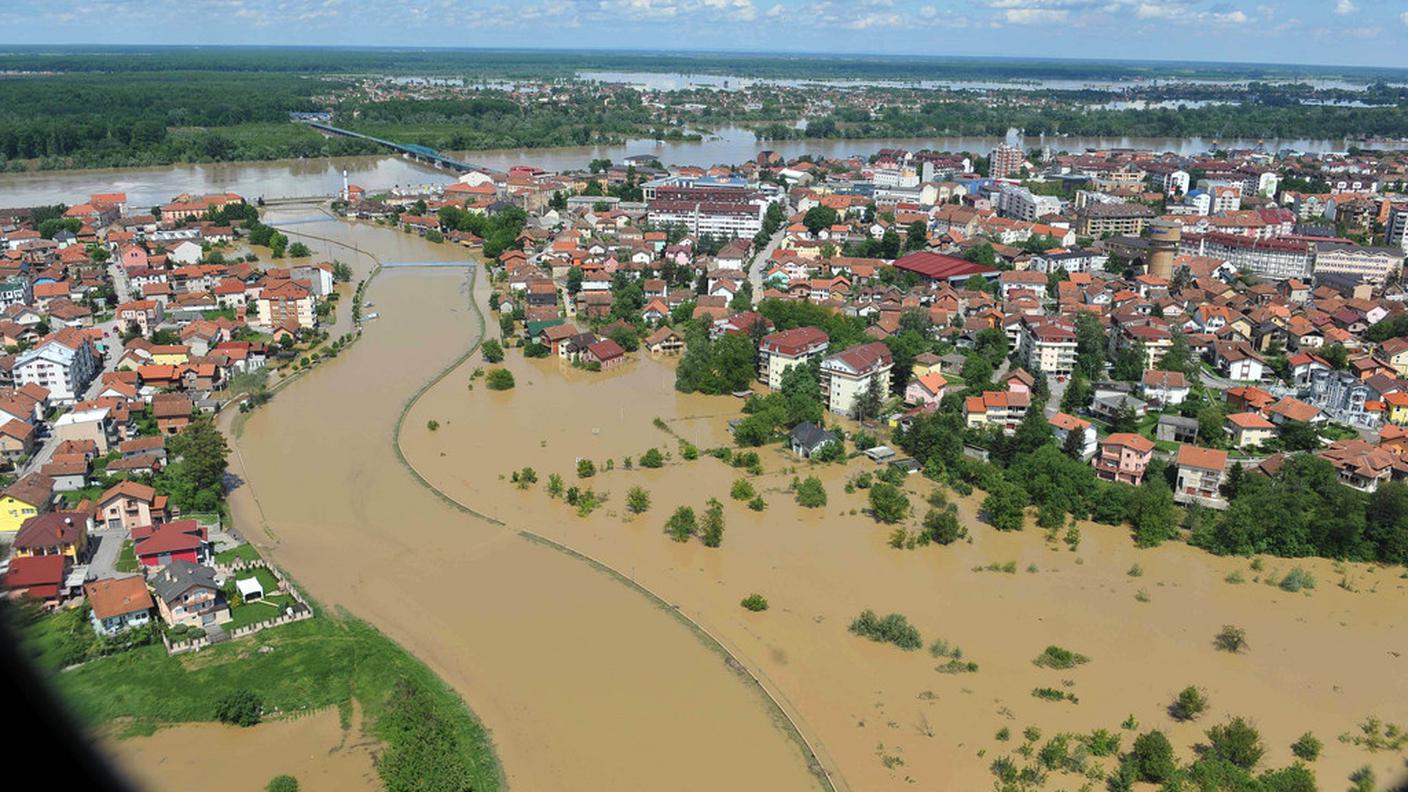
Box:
left=86, top=527, right=127, bottom=580
left=749, top=224, right=788, bottom=305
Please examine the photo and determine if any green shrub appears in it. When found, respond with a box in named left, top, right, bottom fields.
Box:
left=639, top=448, right=665, bottom=468
left=485, top=368, right=515, bottom=390
left=795, top=476, right=827, bottom=508
left=1290, top=732, right=1321, bottom=762
left=214, top=689, right=262, bottom=727
left=730, top=478, right=756, bottom=501
left=1033, top=645, right=1089, bottom=669
left=1129, top=730, right=1177, bottom=783
left=848, top=609, right=922, bottom=650
left=748, top=496, right=766, bottom=511
left=576, top=459, right=596, bottom=478
left=266, top=776, right=299, bottom=792
left=1171, top=685, right=1209, bottom=721
left=480, top=338, right=504, bottom=363
left=426, top=420, right=440, bottom=431
left=868, top=482, right=911, bottom=523
left=626, top=486, right=651, bottom=514
left=740, top=594, right=769, bottom=612
left=665, top=506, right=696, bottom=542
left=1215, top=625, right=1248, bottom=653
left=1279, top=566, right=1316, bottom=593
left=1206, top=716, right=1265, bottom=770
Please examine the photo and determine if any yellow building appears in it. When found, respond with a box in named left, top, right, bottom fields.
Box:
left=150, top=345, right=191, bottom=366
left=1385, top=392, right=1408, bottom=426
left=12, top=511, right=89, bottom=559
left=0, top=472, right=54, bottom=534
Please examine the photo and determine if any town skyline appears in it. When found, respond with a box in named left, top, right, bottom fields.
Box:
left=3, top=0, right=1408, bottom=68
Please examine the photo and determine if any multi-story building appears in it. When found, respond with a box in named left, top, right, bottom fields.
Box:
left=14, top=328, right=99, bottom=404
left=997, top=185, right=1061, bottom=222
left=1174, top=444, right=1228, bottom=508
left=0, top=278, right=32, bottom=309
left=255, top=281, right=315, bottom=330
left=1075, top=202, right=1155, bottom=238
left=757, top=326, right=829, bottom=390
left=646, top=186, right=770, bottom=239
left=963, top=390, right=1031, bottom=434
left=819, top=342, right=892, bottom=417
left=1029, top=248, right=1108, bottom=274
left=1312, top=242, right=1404, bottom=285
left=1180, top=232, right=1312, bottom=281
left=1019, top=317, right=1077, bottom=376
left=989, top=144, right=1025, bottom=179
left=1095, top=433, right=1154, bottom=485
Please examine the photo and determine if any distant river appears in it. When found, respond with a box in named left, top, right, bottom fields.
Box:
left=0, top=125, right=1372, bottom=207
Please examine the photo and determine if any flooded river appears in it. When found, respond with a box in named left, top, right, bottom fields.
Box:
left=0, top=126, right=1361, bottom=208
left=219, top=212, right=826, bottom=792
left=401, top=320, right=1408, bottom=790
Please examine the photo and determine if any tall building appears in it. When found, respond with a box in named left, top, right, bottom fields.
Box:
left=989, top=144, right=1025, bottom=179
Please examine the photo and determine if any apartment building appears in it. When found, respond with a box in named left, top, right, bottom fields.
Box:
left=1312, top=242, right=1403, bottom=285
left=1180, top=232, right=1312, bottom=281
left=963, top=390, right=1031, bottom=434
left=1019, top=317, right=1077, bottom=376
left=1174, top=444, right=1228, bottom=507
left=1075, top=202, right=1155, bottom=238
left=757, top=326, right=829, bottom=390
left=819, top=342, right=893, bottom=417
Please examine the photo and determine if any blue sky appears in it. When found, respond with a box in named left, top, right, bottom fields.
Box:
left=3, top=0, right=1407, bottom=68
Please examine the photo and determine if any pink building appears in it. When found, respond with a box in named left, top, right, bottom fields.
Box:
left=1095, top=433, right=1155, bottom=485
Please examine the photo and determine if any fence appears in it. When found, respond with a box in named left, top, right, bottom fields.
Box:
left=162, top=561, right=312, bottom=655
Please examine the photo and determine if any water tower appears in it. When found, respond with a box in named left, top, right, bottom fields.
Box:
left=1148, top=218, right=1181, bottom=280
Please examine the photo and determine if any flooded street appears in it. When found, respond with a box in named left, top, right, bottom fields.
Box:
left=106, top=707, right=379, bottom=792
left=404, top=323, right=1408, bottom=790
left=220, top=216, right=826, bottom=792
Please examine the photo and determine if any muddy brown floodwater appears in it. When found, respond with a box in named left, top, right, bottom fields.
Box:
left=216, top=215, right=827, bottom=792
left=402, top=278, right=1408, bottom=790
left=106, top=706, right=379, bottom=792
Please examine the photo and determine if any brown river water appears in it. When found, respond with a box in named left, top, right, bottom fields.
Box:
left=102, top=209, right=1407, bottom=791
left=205, top=212, right=826, bottom=792
left=402, top=306, right=1408, bottom=787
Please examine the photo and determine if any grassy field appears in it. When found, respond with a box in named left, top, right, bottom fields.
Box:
left=115, top=541, right=138, bottom=573
left=47, top=610, right=502, bottom=791
left=215, top=543, right=262, bottom=564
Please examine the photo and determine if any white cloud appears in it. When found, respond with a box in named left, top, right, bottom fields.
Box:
left=1004, top=7, right=1068, bottom=23
left=1334, top=0, right=1355, bottom=15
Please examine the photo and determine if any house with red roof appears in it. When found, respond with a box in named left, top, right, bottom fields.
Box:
left=132, top=519, right=209, bottom=567
left=2, top=554, right=70, bottom=606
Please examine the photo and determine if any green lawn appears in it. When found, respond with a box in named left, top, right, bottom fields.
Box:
left=115, top=541, right=138, bottom=573
left=214, top=543, right=261, bottom=565
left=226, top=593, right=294, bottom=630
left=48, top=612, right=502, bottom=792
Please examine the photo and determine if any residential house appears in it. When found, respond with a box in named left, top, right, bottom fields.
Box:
left=13, top=328, right=100, bottom=404
left=1048, top=412, right=1097, bottom=460
left=1095, top=433, right=1155, bottom=485
left=84, top=576, right=154, bottom=635
left=1226, top=411, right=1275, bottom=448
left=96, top=480, right=163, bottom=532
left=0, top=472, right=53, bottom=535
left=964, top=390, right=1031, bottom=433
left=904, top=372, right=948, bottom=409
left=1174, top=444, right=1229, bottom=508
left=11, top=511, right=90, bottom=559
left=2, top=554, right=69, bottom=606
left=149, top=559, right=230, bottom=628
left=788, top=422, right=839, bottom=458
left=1140, top=369, right=1190, bottom=406
left=132, top=520, right=209, bottom=567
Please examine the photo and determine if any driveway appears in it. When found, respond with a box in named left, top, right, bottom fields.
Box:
left=86, top=527, right=128, bottom=580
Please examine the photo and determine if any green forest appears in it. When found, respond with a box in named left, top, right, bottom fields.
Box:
left=3, top=47, right=1408, bottom=171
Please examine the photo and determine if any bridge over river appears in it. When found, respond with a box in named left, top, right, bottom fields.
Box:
left=303, top=122, right=485, bottom=173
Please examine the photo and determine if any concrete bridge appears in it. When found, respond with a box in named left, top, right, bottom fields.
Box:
left=381, top=261, right=478, bottom=269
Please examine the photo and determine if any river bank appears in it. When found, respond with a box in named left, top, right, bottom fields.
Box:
left=0, top=125, right=1366, bottom=209
left=399, top=314, right=1408, bottom=790
left=222, top=215, right=827, bottom=791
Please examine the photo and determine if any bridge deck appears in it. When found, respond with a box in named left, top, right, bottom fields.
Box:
left=381, top=261, right=477, bottom=268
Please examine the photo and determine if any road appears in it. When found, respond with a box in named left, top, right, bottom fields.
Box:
left=749, top=223, right=788, bottom=305
left=16, top=265, right=125, bottom=478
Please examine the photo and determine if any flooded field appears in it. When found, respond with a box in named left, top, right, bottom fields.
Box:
left=219, top=218, right=826, bottom=791
left=402, top=308, right=1408, bottom=790
left=106, top=707, right=378, bottom=792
